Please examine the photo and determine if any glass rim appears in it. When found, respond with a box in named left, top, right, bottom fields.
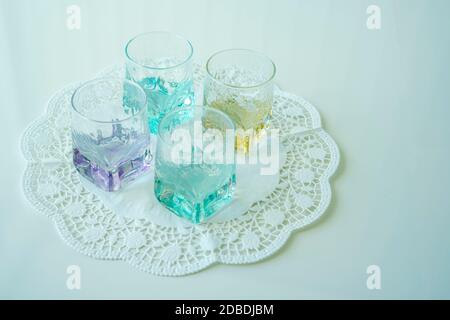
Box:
left=206, top=48, right=276, bottom=89
left=157, top=105, right=236, bottom=146
left=71, top=77, right=147, bottom=124
left=125, top=31, right=194, bottom=71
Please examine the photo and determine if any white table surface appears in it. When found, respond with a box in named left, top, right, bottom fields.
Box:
left=1, top=0, right=449, bottom=299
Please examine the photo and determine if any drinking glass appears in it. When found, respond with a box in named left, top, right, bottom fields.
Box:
left=154, top=106, right=236, bottom=224
left=204, top=49, right=276, bottom=153
left=125, top=31, right=194, bottom=134
left=71, top=78, right=151, bottom=192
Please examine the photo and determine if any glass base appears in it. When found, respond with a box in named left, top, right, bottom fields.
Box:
left=73, top=148, right=151, bottom=192
left=137, top=77, right=195, bottom=134
left=235, top=123, right=270, bottom=154
left=154, top=174, right=236, bottom=224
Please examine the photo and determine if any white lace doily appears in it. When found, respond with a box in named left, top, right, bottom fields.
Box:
left=21, top=64, right=340, bottom=276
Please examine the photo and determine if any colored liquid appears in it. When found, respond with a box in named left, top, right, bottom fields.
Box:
left=209, top=99, right=272, bottom=153
left=72, top=126, right=151, bottom=192
left=154, top=161, right=236, bottom=224
left=137, top=77, right=194, bottom=133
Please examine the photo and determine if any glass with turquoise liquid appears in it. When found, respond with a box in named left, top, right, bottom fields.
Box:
left=125, top=31, right=194, bottom=134
left=154, top=106, right=236, bottom=224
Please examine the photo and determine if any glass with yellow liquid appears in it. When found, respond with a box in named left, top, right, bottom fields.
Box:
left=204, top=49, right=276, bottom=153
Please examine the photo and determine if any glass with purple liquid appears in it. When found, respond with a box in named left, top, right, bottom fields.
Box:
left=71, top=78, right=152, bottom=191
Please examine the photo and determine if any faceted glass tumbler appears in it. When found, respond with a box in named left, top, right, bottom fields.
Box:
left=125, top=31, right=195, bottom=134
left=71, top=78, right=152, bottom=192
left=154, top=106, right=236, bottom=224
left=204, top=49, right=276, bottom=153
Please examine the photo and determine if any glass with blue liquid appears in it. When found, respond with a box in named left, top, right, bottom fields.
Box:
left=125, top=31, right=194, bottom=134
left=154, top=106, right=236, bottom=224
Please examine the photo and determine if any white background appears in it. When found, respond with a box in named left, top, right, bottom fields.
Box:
left=1, top=0, right=449, bottom=299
